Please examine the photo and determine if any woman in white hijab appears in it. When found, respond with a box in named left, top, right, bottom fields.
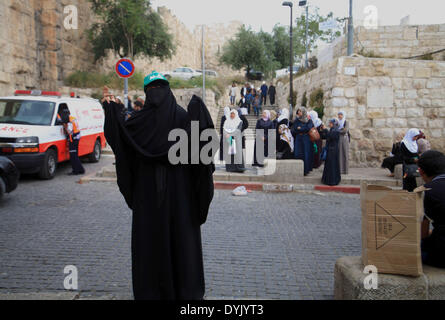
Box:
left=401, top=128, right=421, bottom=191
left=223, top=109, right=245, bottom=173
left=337, top=111, right=350, bottom=174
left=277, top=108, right=291, bottom=126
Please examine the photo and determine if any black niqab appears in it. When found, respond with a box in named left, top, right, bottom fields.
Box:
left=102, top=86, right=214, bottom=300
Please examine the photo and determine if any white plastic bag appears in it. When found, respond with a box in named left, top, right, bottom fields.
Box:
left=232, top=186, right=248, bottom=196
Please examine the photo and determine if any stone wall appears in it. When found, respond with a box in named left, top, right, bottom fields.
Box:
left=0, top=0, right=97, bottom=95
left=98, top=7, right=243, bottom=79
left=275, top=59, right=338, bottom=110
left=0, top=2, right=242, bottom=96
left=277, top=56, right=445, bottom=168
left=316, top=24, right=445, bottom=67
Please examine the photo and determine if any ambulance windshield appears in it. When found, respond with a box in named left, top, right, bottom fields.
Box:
left=0, top=100, right=56, bottom=126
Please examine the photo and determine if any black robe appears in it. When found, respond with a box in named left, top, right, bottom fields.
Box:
left=102, top=87, right=214, bottom=300
left=401, top=142, right=419, bottom=192
left=239, top=112, right=249, bottom=150
left=219, top=115, right=226, bottom=161
left=321, top=128, right=341, bottom=186
left=381, top=142, right=403, bottom=173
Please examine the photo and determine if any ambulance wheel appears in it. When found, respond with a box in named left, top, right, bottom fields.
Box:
left=88, top=140, right=101, bottom=163
left=39, top=149, right=57, bottom=180
left=0, top=177, right=5, bottom=200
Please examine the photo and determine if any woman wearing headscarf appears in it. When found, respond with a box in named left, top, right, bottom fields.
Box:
left=277, top=124, right=295, bottom=159
left=417, top=132, right=431, bottom=155
left=219, top=107, right=231, bottom=161
left=321, top=119, right=341, bottom=186
left=308, top=110, right=323, bottom=169
left=401, top=128, right=421, bottom=192
left=223, top=109, right=245, bottom=173
left=291, top=107, right=314, bottom=175
left=101, top=71, right=215, bottom=300
left=253, top=110, right=275, bottom=167
left=276, top=108, right=292, bottom=156
left=270, top=110, right=278, bottom=129
left=277, top=108, right=291, bottom=127
left=337, top=111, right=350, bottom=174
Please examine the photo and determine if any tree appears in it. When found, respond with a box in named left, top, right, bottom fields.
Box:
left=272, top=10, right=341, bottom=68
left=293, top=10, right=341, bottom=58
left=219, top=26, right=279, bottom=78
left=87, top=0, right=175, bottom=61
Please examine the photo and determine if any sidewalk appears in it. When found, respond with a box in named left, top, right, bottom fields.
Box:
left=89, top=145, right=401, bottom=195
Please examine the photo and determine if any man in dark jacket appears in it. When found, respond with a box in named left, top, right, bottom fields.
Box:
left=260, top=82, right=268, bottom=106
left=418, top=150, right=445, bottom=268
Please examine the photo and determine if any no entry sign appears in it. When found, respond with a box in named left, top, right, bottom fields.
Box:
left=115, top=58, right=135, bottom=78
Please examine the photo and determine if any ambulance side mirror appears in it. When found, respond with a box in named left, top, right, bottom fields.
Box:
left=55, top=118, right=63, bottom=126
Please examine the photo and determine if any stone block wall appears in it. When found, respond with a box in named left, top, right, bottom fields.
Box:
left=0, top=3, right=242, bottom=96
left=316, top=24, right=445, bottom=68
left=276, top=56, right=445, bottom=168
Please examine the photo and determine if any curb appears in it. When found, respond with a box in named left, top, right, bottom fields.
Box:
left=214, top=181, right=361, bottom=194
left=79, top=175, right=360, bottom=195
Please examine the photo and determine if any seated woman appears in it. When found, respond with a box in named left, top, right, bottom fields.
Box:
left=418, top=150, right=445, bottom=268
left=381, top=141, right=403, bottom=177
left=401, top=128, right=421, bottom=192
left=276, top=124, right=294, bottom=160
left=321, top=119, right=341, bottom=186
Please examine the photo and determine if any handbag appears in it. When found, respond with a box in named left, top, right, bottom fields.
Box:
left=320, top=147, right=327, bottom=161
left=309, top=127, right=320, bottom=142
left=403, top=164, right=420, bottom=178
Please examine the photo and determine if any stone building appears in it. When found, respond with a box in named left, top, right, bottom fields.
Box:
left=276, top=24, right=445, bottom=167
left=0, top=1, right=242, bottom=96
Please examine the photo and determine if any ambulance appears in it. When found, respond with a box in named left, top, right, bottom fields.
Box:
left=0, top=90, right=106, bottom=179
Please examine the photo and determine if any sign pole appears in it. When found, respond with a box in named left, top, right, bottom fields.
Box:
left=202, top=25, right=206, bottom=101
left=115, top=58, right=135, bottom=109
left=124, top=78, right=128, bottom=109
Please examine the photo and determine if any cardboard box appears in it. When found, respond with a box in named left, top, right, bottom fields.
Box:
left=361, top=182, right=424, bottom=276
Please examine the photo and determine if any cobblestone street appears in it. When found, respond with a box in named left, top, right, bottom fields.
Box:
left=0, top=159, right=361, bottom=300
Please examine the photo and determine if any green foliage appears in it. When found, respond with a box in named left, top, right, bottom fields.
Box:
left=293, top=10, right=341, bottom=59
left=419, top=53, right=434, bottom=61
left=309, top=88, right=325, bottom=119
left=65, top=71, right=144, bottom=90
left=287, top=91, right=297, bottom=107
left=301, top=91, right=308, bottom=107
left=220, top=8, right=340, bottom=78
left=87, top=0, right=175, bottom=61
left=219, top=25, right=279, bottom=78
left=272, top=10, right=341, bottom=68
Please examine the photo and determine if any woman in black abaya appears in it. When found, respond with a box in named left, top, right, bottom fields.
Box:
left=321, top=119, right=341, bottom=186
left=101, top=72, right=214, bottom=300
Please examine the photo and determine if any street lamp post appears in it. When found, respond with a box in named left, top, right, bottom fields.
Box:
left=304, top=4, right=309, bottom=69
left=347, top=0, right=354, bottom=56
left=282, top=1, right=294, bottom=120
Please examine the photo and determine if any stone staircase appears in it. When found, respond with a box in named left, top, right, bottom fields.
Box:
left=215, top=105, right=282, bottom=141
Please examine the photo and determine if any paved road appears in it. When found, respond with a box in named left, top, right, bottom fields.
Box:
left=0, top=158, right=361, bottom=300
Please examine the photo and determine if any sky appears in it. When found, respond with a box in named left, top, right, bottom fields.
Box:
left=150, top=0, right=445, bottom=33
